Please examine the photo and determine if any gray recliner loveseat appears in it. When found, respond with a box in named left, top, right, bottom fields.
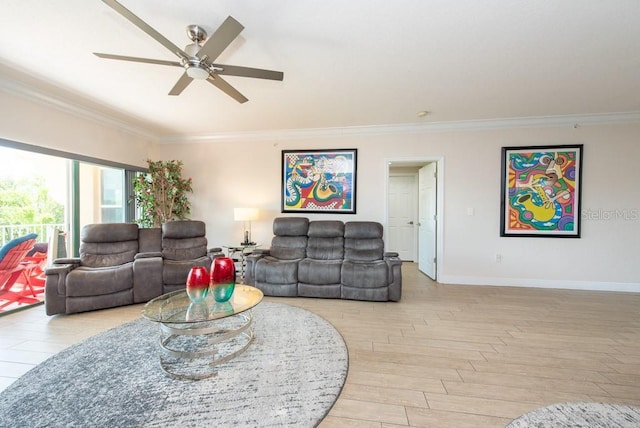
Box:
left=245, top=217, right=402, bottom=301
left=45, top=221, right=221, bottom=315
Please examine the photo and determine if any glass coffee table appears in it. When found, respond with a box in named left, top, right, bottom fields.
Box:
left=142, top=284, right=263, bottom=380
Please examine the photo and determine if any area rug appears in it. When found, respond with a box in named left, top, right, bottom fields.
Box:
left=507, top=402, right=640, bottom=428
left=0, top=302, right=348, bottom=427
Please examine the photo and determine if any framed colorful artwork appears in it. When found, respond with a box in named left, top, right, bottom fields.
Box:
left=281, top=149, right=357, bottom=213
left=500, top=144, right=583, bottom=237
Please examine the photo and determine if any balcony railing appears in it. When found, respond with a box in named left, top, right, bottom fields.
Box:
left=0, top=224, right=66, bottom=247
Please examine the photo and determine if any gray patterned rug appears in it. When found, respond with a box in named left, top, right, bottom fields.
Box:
left=0, top=302, right=348, bottom=427
left=507, top=402, right=640, bottom=428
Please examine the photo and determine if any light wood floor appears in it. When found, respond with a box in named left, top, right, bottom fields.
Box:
left=1, top=263, right=639, bottom=427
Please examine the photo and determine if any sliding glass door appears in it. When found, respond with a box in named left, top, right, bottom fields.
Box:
left=0, top=146, right=68, bottom=248
left=0, top=142, right=144, bottom=257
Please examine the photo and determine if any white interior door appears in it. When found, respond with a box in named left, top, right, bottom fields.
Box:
left=418, top=163, right=437, bottom=279
left=387, top=174, right=417, bottom=261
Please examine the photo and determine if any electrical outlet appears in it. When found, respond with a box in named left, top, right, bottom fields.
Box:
left=495, top=253, right=502, bottom=263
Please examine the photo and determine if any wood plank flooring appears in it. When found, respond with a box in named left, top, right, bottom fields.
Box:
left=1, top=263, right=639, bottom=427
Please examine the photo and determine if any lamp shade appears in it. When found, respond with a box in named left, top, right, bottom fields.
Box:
left=234, top=208, right=259, bottom=222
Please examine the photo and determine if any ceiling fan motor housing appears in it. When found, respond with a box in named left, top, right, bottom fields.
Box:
left=186, top=24, right=207, bottom=44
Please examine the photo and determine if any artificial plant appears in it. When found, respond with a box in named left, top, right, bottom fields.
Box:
left=132, top=159, right=193, bottom=228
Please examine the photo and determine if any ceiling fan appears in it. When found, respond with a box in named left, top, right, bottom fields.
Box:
left=94, top=0, right=283, bottom=103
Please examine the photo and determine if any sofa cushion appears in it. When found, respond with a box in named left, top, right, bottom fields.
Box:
left=79, top=223, right=139, bottom=268
left=341, top=260, right=388, bottom=288
left=308, top=221, right=345, bottom=238
left=273, top=217, right=309, bottom=236
left=66, top=263, right=134, bottom=297
left=80, top=240, right=138, bottom=268
left=306, top=221, right=344, bottom=260
left=341, top=285, right=388, bottom=302
left=162, top=237, right=208, bottom=261
left=344, top=238, right=384, bottom=262
left=344, top=222, right=384, bottom=261
left=162, top=256, right=210, bottom=286
left=306, top=236, right=344, bottom=260
left=344, top=222, right=383, bottom=239
left=81, top=223, right=139, bottom=243
left=299, top=283, right=341, bottom=298
left=270, top=236, right=307, bottom=260
left=298, top=259, right=342, bottom=285
left=162, top=220, right=206, bottom=239
left=255, top=257, right=299, bottom=284
left=138, top=227, right=162, bottom=253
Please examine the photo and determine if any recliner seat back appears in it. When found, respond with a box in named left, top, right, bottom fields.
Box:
left=161, top=220, right=211, bottom=292
left=298, top=220, right=345, bottom=297
left=80, top=223, right=139, bottom=268
left=305, top=221, right=345, bottom=260
left=341, top=221, right=390, bottom=300
left=162, top=220, right=207, bottom=261
left=252, top=217, right=309, bottom=297
left=343, top=222, right=384, bottom=261
left=268, top=217, right=309, bottom=260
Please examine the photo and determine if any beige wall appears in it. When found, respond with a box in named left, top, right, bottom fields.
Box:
left=158, top=122, right=640, bottom=292
left=2, top=88, right=638, bottom=292
left=0, top=91, right=153, bottom=167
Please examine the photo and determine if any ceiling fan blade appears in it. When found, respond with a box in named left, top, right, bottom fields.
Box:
left=168, top=73, right=194, bottom=96
left=94, top=53, right=182, bottom=67
left=196, top=16, right=244, bottom=62
left=102, top=0, right=189, bottom=59
left=206, top=75, right=248, bottom=103
left=212, top=64, right=284, bottom=81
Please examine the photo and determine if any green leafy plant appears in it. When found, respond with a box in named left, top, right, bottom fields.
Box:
left=132, top=160, right=193, bottom=228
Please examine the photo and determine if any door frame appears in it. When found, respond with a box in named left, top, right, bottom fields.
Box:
left=384, top=156, right=444, bottom=281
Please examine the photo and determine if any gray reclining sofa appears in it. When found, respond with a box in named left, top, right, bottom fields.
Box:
left=244, top=217, right=402, bottom=301
left=45, top=220, right=221, bottom=315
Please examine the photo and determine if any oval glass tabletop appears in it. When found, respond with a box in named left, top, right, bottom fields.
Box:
left=142, top=284, right=263, bottom=324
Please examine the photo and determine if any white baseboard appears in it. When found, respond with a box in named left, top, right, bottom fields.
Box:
left=437, top=274, right=640, bottom=293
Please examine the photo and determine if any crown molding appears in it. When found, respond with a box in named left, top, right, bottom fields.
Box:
left=0, top=72, right=160, bottom=141
left=2, top=67, right=639, bottom=145
left=159, top=111, right=640, bottom=144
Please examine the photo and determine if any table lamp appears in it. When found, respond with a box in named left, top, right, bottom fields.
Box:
left=234, top=208, right=259, bottom=245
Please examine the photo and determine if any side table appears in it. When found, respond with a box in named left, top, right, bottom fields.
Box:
left=224, top=244, right=259, bottom=279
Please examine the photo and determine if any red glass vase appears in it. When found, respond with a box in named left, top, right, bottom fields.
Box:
left=186, top=266, right=210, bottom=302
left=210, top=257, right=236, bottom=302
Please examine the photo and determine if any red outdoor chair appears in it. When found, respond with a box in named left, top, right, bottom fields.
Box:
left=0, top=233, right=38, bottom=309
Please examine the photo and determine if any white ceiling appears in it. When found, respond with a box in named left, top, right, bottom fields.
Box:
left=1, top=0, right=639, bottom=141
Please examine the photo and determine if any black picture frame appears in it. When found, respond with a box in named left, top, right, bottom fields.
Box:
left=281, top=149, right=357, bottom=214
left=500, top=144, right=583, bottom=237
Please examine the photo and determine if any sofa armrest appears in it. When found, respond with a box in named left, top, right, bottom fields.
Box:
left=384, top=251, right=399, bottom=258
left=384, top=257, right=403, bottom=302
left=244, top=252, right=268, bottom=285
left=133, top=255, right=163, bottom=303
left=252, top=248, right=270, bottom=256
left=52, top=257, right=81, bottom=266
left=135, top=251, right=163, bottom=260
left=208, top=247, right=225, bottom=258
left=45, top=263, right=76, bottom=275
left=44, top=263, right=78, bottom=315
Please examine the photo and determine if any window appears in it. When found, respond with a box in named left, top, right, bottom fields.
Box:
left=0, top=138, right=145, bottom=255
left=101, top=167, right=125, bottom=223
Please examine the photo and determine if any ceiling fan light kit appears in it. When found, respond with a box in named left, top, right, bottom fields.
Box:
left=94, top=0, right=283, bottom=102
